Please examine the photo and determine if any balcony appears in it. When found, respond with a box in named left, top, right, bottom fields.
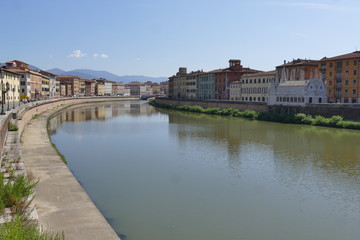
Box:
left=335, top=83, right=342, bottom=89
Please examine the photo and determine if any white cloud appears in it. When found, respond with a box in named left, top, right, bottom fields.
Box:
left=67, top=50, right=87, bottom=58
left=93, top=53, right=109, bottom=59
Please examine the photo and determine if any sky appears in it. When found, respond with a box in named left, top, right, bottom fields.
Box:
left=1, top=0, right=359, bottom=77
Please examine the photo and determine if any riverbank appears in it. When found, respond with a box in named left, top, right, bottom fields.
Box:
left=0, top=97, right=135, bottom=239
left=150, top=99, right=360, bottom=130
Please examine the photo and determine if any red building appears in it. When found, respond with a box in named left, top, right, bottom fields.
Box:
left=214, top=60, right=260, bottom=100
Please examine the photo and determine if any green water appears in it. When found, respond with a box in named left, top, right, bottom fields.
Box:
left=49, top=101, right=360, bottom=240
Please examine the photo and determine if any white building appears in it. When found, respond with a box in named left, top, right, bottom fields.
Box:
left=240, top=71, right=276, bottom=103
left=104, top=82, right=112, bottom=96
left=268, top=68, right=327, bottom=106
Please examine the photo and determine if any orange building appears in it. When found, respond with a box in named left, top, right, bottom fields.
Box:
left=276, top=59, right=319, bottom=81
left=319, top=51, right=360, bottom=103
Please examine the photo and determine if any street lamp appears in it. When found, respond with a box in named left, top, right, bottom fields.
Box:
left=0, top=69, right=5, bottom=115
left=12, top=87, right=15, bottom=109
left=18, top=89, right=20, bottom=107
left=6, top=82, right=10, bottom=111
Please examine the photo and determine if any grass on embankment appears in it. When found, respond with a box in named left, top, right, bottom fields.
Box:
left=0, top=173, right=64, bottom=240
left=149, top=100, right=360, bottom=130
left=0, top=215, right=64, bottom=240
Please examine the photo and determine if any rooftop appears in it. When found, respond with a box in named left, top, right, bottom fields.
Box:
left=242, top=70, right=275, bottom=77
left=320, top=51, right=360, bottom=61
left=276, top=59, right=319, bottom=68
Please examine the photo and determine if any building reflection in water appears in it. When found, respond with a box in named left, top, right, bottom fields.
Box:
left=48, top=101, right=157, bottom=134
left=164, top=108, right=360, bottom=186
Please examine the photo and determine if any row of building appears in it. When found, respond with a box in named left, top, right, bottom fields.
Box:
left=0, top=60, right=169, bottom=104
left=168, top=51, right=360, bottom=106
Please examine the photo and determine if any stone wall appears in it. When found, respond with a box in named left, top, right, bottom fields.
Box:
left=155, top=98, right=269, bottom=112
left=155, top=98, right=360, bottom=122
left=269, top=104, right=360, bottom=121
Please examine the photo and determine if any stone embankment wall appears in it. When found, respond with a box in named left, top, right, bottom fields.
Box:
left=0, top=97, right=137, bottom=157
left=155, top=98, right=360, bottom=121
left=268, top=104, right=360, bottom=121
left=155, top=98, right=269, bottom=112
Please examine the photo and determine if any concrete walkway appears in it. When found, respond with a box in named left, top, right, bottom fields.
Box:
left=21, top=107, right=120, bottom=240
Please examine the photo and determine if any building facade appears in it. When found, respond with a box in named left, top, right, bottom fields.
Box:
left=0, top=68, right=21, bottom=106
left=229, top=81, right=241, bottom=101
left=169, top=67, right=187, bottom=99
left=214, top=60, right=260, bottom=100
left=40, top=70, right=57, bottom=98
left=319, top=51, right=360, bottom=103
left=57, top=76, right=84, bottom=97
left=85, top=80, right=96, bottom=96
left=268, top=60, right=327, bottom=106
left=198, top=72, right=215, bottom=100
left=240, top=71, right=276, bottom=102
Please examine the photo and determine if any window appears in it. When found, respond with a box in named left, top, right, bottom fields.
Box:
left=345, top=80, right=349, bottom=85
left=345, top=89, right=348, bottom=95
left=355, top=60, right=358, bottom=66
left=353, top=89, right=356, bottom=94
left=354, top=70, right=357, bottom=75
left=329, top=72, right=333, bottom=76
left=346, top=71, right=349, bottom=76
left=346, top=61, right=349, bottom=66
left=353, top=80, right=357, bottom=84
left=329, top=62, right=333, bottom=67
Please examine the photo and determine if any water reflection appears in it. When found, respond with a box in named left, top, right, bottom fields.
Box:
left=49, top=101, right=157, bottom=134
left=163, top=108, right=360, bottom=180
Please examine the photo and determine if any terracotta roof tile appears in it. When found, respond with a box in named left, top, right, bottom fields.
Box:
left=276, top=59, right=318, bottom=68
left=320, top=51, right=360, bottom=61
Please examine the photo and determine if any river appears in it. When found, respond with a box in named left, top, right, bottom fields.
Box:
left=49, top=101, right=360, bottom=240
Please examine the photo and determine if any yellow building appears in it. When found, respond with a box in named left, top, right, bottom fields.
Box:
left=229, top=81, right=241, bottom=101
left=95, top=83, right=105, bottom=96
left=0, top=68, right=21, bottom=106
left=57, top=76, right=83, bottom=97
left=320, top=51, right=360, bottom=103
left=29, top=71, right=43, bottom=99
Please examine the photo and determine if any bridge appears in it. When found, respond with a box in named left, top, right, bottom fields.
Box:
left=140, top=94, right=166, bottom=100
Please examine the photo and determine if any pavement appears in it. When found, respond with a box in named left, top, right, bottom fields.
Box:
left=21, top=106, right=120, bottom=240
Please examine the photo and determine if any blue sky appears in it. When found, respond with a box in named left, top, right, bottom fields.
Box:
left=1, top=0, right=359, bottom=77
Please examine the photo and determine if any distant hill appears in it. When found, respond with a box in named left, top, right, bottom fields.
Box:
left=47, top=68, right=167, bottom=84
left=46, top=68, right=66, bottom=75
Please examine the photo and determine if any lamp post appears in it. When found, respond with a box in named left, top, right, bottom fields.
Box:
left=12, top=87, right=15, bottom=109
left=6, top=83, right=10, bottom=111
left=18, top=89, right=20, bottom=107
left=0, top=69, right=5, bottom=115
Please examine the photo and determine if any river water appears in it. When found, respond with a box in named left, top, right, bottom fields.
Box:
left=49, top=101, right=360, bottom=240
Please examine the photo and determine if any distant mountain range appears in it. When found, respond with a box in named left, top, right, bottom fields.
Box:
left=47, top=68, right=167, bottom=84
left=1, top=63, right=167, bottom=84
